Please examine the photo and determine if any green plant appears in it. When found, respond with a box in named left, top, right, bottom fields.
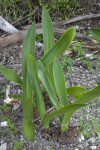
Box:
left=0, top=0, right=35, bottom=25
left=0, top=103, right=10, bottom=112
left=46, top=146, right=54, bottom=150
left=83, top=60, right=93, bottom=73
left=86, top=28, right=100, bottom=42
left=61, top=56, right=74, bottom=72
left=79, top=110, right=100, bottom=137
left=44, top=0, right=81, bottom=20
left=0, top=116, right=17, bottom=135
left=92, top=116, right=100, bottom=135
left=0, top=7, right=100, bottom=142
left=7, top=119, right=17, bottom=135
left=61, top=40, right=85, bottom=72
left=13, top=140, right=24, bottom=150
left=72, top=40, right=85, bottom=57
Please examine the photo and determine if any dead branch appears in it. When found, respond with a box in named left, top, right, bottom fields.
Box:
left=61, top=13, right=100, bottom=25
left=0, top=16, right=18, bottom=33
left=0, top=27, right=99, bottom=50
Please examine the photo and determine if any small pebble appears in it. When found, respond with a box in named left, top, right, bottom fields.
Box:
left=79, top=133, right=85, bottom=142
left=89, top=145, right=97, bottom=150
left=0, top=121, right=7, bottom=127
left=0, top=143, right=7, bottom=150
left=88, top=137, right=96, bottom=144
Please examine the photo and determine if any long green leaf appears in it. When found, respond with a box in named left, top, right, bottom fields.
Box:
left=0, top=66, right=22, bottom=86
left=22, top=23, right=35, bottom=141
left=42, top=7, right=55, bottom=79
left=86, top=28, right=100, bottom=42
left=42, top=6, right=55, bottom=54
left=67, top=87, right=87, bottom=99
left=23, top=99, right=35, bottom=142
left=27, top=55, right=46, bottom=123
left=53, top=58, right=68, bottom=106
left=61, top=85, right=100, bottom=133
left=43, top=104, right=86, bottom=129
left=23, top=119, right=35, bottom=142
left=36, top=60, right=60, bottom=109
left=41, top=26, right=76, bottom=67
left=22, top=23, right=35, bottom=99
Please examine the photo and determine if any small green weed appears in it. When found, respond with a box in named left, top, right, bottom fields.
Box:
left=7, top=119, right=17, bottom=135
left=72, top=40, right=85, bottom=57
left=44, top=0, right=81, bottom=20
left=46, top=146, right=54, bottom=150
left=79, top=110, right=100, bottom=137
left=13, top=140, right=24, bottom=150
left=0, top=116, right=17, bottom=135
left=61, top=40, right=85, bottom=72
left=0, top=103, right=17, bottom=135
left=61, top=56, right=74, bottom=72
left=0, top=103, right=10, bottom=112
left=0, top=0, right=81, bottom=26
left=83, top=60, right=93, bottom=73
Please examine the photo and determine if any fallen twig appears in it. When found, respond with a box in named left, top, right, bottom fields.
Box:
left=0, top=27, right=99, bottom=50
left=61, top=13, right=100, bottom=25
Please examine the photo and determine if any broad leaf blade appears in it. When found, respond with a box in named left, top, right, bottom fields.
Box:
left=22, top=23, right=35, bottom=142
left=86, top=28, right=100, bottom=42
left=42, top=7, right=55, bottom=54
left=67, top=87, right=87, bottom=99
left=43, top=104, right=86, bottom=129
left=27, top=55, right=46, bottom=123
left=53, top=58, right=68, bottom=106
left=36, top=60, right=60, bottom=109
left=42, top=26, right=76, bottom=67
left=0, top=65, right=22, bottom=86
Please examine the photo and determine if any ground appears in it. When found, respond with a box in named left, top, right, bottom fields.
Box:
left=0, top=1, right=100, bottom=150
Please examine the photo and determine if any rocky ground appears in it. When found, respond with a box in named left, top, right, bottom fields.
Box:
left=0, top=0, right=100, bottom=150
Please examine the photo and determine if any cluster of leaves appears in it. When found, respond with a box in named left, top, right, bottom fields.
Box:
left=0, top=0, right=81, bottom=26
left=0, top=0, right=36, bottom=25
left=61, top=38, right=100, bottom=73
left=0, top=103, right=10, bottom=112
left=0, top=7, right=100, bottom=142
left=44, top=0, right=81, bottom=20
left=0, top=115, right=17, bottom=135
left=79, top=110, right=100, bottom=137
left=61, top=40, right=85, bottom=72
left=13, top=140, right=24, bottom=150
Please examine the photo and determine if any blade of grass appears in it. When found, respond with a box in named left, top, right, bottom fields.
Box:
left=27, top=55, right=46, bottom=123
left=22, top=23, right=36, bottom=141
left=53, top=58, right=68, bottom=106
left=36, top=60, right=60, bottom=109
left=42, top=6, right=55, bottom=54
left=42, top=7, right=55, bottom=78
